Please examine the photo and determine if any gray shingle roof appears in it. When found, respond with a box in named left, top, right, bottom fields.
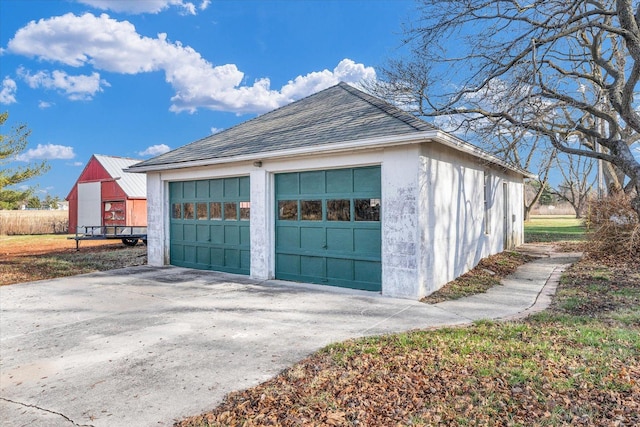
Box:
left=94, top=155, right=146, bottom=198
left=129, top=82, right=437, bottom=170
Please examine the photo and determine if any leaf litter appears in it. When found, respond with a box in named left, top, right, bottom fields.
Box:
left=176, top=250, right=639, bottom=426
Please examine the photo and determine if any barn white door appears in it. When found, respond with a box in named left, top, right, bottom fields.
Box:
left=77, top=182, right=101, bottom=232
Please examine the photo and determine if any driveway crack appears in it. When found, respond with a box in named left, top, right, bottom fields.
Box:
left=0, top=397, right=95, bottom=427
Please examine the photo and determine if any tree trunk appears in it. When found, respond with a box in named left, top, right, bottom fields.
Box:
left=524, top=203, right=532, bottom=222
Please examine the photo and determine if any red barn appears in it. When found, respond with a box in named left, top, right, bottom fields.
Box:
left=66, top=155, right=147, bottom=233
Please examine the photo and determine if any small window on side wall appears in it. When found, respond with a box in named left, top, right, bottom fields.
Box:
left=484, top=171, right=490, bottom=234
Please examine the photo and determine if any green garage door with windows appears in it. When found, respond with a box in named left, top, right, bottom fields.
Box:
left=275, top=166, right=381, bottom=291
left=169, top=176, right=250, bottom=274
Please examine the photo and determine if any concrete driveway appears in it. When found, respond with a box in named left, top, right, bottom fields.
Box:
left=0, top=256, right=573, bottom=427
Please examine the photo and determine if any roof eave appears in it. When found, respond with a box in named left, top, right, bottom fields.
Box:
left=127, top=130, right=534, bottom=179
left=126, top=132, right=437, bottom=173
left=432, top=131, right=537, bottom=179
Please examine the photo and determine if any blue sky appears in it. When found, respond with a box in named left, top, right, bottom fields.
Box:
left=1, top=0, right=415, bottom=199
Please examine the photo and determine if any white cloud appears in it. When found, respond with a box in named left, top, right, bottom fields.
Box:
left=6, top=13, right=376, bottom=114
left=38, top=100, right=54, bottom=109
left=15, top=144, right=75, bottom=161
left=210, top=127, right=223, bottom=134
left=76, top=0, right=201, bottom=15
left=0, top=76, right=17, bottom=104
left=138, top=144, right=171, bottom=156
left=68, top=161, right=84, bottom=167
left=18, top=68, right=108, bottom=101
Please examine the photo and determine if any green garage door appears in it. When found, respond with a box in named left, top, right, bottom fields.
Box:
left=169, top=177, right=250, bottom=274
left=275, top=166, right=381, bottom=291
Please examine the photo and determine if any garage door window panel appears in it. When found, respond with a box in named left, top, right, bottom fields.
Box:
left=196, top=203, right=208, bottom=220
left=183, top=203, right=195, bottom=220
left=240, top=202, right=250, bottom=220
left=355, top=199, right=380, bottom=221
left=301, top=200, right=322, bottom=221
left=327, top=199, right=350, bottom=221
left=278, top=200, right=298, bottom=220
left=210, top=202, right=222, bottom=220
left=172, top=203, right=182, bottom=219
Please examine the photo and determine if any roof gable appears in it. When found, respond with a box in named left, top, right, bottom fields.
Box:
left=131, top=82, right=437, bottom=170
left=67, top=155, right=146, bottom=200
left=93, top=155, right=146, bottom=198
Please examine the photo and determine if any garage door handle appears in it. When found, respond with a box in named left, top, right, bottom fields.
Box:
left=322, top=244, right=327, bottom=249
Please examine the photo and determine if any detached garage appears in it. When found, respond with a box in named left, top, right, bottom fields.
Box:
left=129, top=83, right=532, bottom=299
left=67, top=154, right=147, bottom=233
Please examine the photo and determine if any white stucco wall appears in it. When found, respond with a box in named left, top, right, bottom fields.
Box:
left=418, top=142, right=524, bottom=295
left=249, top=169, right=270, bottom=280
left=145, top=172, right=165, bottom=267
left=379, top=145, right=422, bottom=298
left=143, top=142, right=525, bottom=299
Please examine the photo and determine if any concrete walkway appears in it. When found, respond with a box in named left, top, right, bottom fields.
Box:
left=0, top=246, right=580, bottom=427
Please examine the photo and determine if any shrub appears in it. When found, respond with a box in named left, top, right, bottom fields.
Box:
left=585, top=193, right=639, bottom=258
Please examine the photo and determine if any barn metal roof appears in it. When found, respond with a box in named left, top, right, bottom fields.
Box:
left=94, top=155, right=146, bottom=198
left=128, top=82, right=532, bottom=178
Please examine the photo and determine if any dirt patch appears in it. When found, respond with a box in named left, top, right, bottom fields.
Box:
left=0, top=235, right=121, bottom=257
left=0, top=235, right=147, bottom=286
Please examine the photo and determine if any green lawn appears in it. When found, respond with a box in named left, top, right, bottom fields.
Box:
left=525, top=215, right=586, bottom=242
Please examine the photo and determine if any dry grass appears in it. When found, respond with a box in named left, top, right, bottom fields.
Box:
left=0, top=210, right=68, bottom=235
left=0, top=234, right=146, bottom=286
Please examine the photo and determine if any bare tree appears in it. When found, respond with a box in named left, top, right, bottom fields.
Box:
left=552, top=153, right=597, bottom=218
left=474, top=123, right=558, bottom=222
left=377, top=0, right=640, bottom=217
